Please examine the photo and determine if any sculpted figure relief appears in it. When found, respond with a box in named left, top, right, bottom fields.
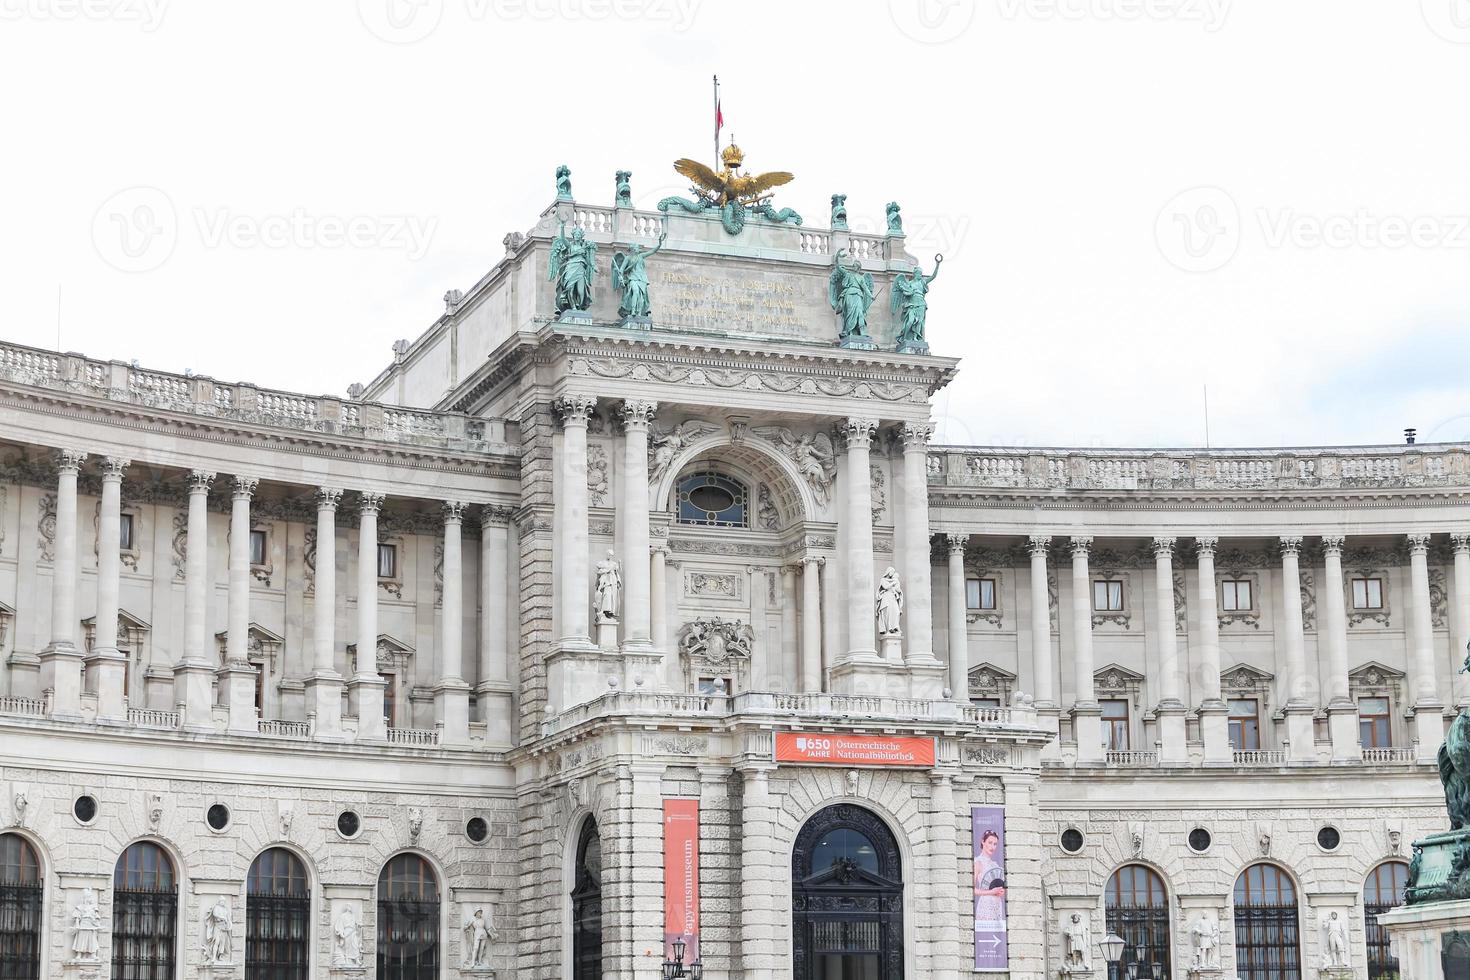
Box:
left=648, top=419, right=719, bottom=484
left=461, top=906, right=496, bottom=968
left=70, top=887, right=102, bottom=961
left=611, top=232, right=667, bottom=320
left=202, top=897, right=233, bottom=964
left=1320, top=910, right=1350, bottom=969
left=752, top=427, right=837, bottom=507
left=1189, top=911, right=1220, bottom=970
left=1061, top=911, right=1092, bottom=972
left=890, top=256, right=941, bottom=352
left=333, top=905, right=362, bottom=967
left=828, top=249, right=875, bottom=346
left=594, top=551, right=622, bottom=622
left=876, top=567, right=904, bottom=635
left=548, top=221, right=597, bottom=315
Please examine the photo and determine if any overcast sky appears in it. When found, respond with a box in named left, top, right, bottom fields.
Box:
left=4, top=0, right=1469, bottom=449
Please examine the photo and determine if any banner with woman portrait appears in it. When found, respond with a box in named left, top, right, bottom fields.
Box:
left=972, top=806, right=1008, bottom=970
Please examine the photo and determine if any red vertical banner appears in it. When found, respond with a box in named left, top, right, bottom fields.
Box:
left=663, top=799, right=700, bottom=961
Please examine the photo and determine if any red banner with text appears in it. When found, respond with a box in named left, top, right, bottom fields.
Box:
left=774, top=732, right=936, bottom=767
left=663, top=799, right=700, bottom=962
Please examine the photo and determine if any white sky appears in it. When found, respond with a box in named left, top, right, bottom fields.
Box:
left=4, top=0, right=1470, bottom=449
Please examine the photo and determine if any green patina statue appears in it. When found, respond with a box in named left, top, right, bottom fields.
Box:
left=1406, top=641, right=1470, bottom=903
left=548, top=221, right=597, bottom=314
left=1441, top=645, right=1470, bottom=828
left=891, top=255, right=942, bottom=353
left=828, top=248, right=874, bottom=347
left=555, top=165, right=573, bottom=201
left=830, top=194, right=848, bottom=231
left=610, top=232, right=666, bottom=320
left=614, top=170, right=632, bottom=207
left=886, top=201, right=903, bottom=235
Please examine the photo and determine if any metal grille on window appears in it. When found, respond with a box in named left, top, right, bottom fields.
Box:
left=1364, top=861, right=1409, bottom=980
left=1233, top=863, right=1301, bottom=980
left=571, top=818, right=603, bottom=980
left=112, top=841, right=178, bottom=980
left=676, top=471, right=748, bottom=528
left=377, top=853, right=440, bottom=980
left=1105, top=864, right=1171, bottom=980
left=0, top=834, right=42, bottom=980
left=247, top=848, right=310, bottom=980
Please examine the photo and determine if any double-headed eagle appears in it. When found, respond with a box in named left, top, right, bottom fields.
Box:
left=674, top=144, right=793, bottom=207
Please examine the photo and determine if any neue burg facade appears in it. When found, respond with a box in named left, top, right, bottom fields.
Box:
left=0, top=176, right=1456, bottom=980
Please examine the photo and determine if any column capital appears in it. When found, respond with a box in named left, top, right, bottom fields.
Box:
left=57, top=449, right=87, bottom=473
left=1026, top=535, right=1051, bottom=557
left=619, top=399, right=657, bottom=428
left=232, top=476, right=259, bottom=499
left=479, top=505, right=514, bottom=528
left=1195, top=536, right=1218, bottom=558
left=1452, top=533, right=1470, bottom=555
left=359, top=491, right=386, bottom=515
left=186, top=470, right=216, bottom=493
left=1279, top=535, right=1303, bottom=556
left=1151, top=537, right=1176, bottom=560
left=316, top=487, right=343, bottom=511
left=443, top=500, right=467, bottom=524
left=651, top=542, right=670, bottom=558
left=1407, top=533, right=1432, bottom=554
left=555, top=394, right=597, bottom=426
left=946, top=533, right=969, bottom=555
left=900, top=422, right=933, bottom=449
left=801, top=555, right=825, bottom=569
left=1069, top=536, right=1093, bottom=558
left=843, top=417, right=878, bottom=448
left=100, top=457, right=130, bottom=480
left=1321, top=534, right=1345, bottom=556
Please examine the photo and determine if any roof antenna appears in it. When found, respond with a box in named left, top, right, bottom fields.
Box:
left=1202, top=384, right=1210, bottom=448
left=1405, top=427, right=1417, bottom=445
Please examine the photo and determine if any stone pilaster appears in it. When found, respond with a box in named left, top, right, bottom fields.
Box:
left=435, top=501, right=471, bottom=746
left=85, top=456, right=129, bottom=721
left=557, top=395, right=596, bottom=649
left=620, top=400, right=656, bottom=651
left=843, top=417, right=878, bottom=662
left=780, top=564, right=798, bottom=690
left=1279, top=536, right=1315, bottom=762
left=900, top=423, right=938, bottom=665
left=946, top=534, right=970, bottom=702
left=306, top=487, right=344, bottom=738
left=221, top=476, right=258, bottom=734
left=1194, top=538, right=1231, bottom=764
left=175, top=469, right=216, bottom=731
left=1454, top=534, right=1470, bottom=706
left=1069, top=537, right=1102, bottom=763
left=347, top=491, right=386, bottom=741
left=1408, top=532, right=1443, bottom=761
left=1152, top=537, right=1187, bottom=763
left=738, top=767, right=779, bottom=980
left=476, top=506, right=514, bottom=745
left=40, top=450, right=86, bottom=719
left=1320, top=535, right=1360, bottom=762
left=800, top=556, right=823, bottom=693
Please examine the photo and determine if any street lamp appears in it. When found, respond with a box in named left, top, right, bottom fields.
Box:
left=662, top=936, right=703, bottom=980
left=1099, top=931, right=1126, bottom=980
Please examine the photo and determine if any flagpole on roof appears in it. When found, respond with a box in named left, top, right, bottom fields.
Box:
left=713, top=74, right=720, bottom=169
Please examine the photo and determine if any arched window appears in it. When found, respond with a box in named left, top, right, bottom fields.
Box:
left=1105, top=865, right=1171, bottom=979
left=676, top=471, right=748, bottom=528
left=791, top=804, right=903, bottom=980
left=0, top=833, right=42, bottom=980
left=571, top=818, right=602, bottom=980
left=247, top=848, right=310, bottom=980
left=377, top=854, right=439, bottom=980
left=1364, top=861, right=1410, bottom=980
left=1234, top=864, right=1301, bottom=980
left=112, top=841, right=177, bottom=980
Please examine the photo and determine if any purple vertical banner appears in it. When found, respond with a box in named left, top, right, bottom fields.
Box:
left=972, top=806, right=1008, bottom=970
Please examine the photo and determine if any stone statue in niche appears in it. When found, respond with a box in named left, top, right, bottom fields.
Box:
left=333, top=905, right=362, bottom=967
left=1320, top=910, right=1350, bottom=969
left=461, top=906, right=496, bottom=968
left=594, top=551, right=622, bottom=622
left=1189, top=911, right=1220, bottom=970
left=756, top=484, right=779, bottom=530
left=1061, top=911, right=1092, bottom=972
left=70, top=887, right=102, bottom=962
left=202, top=896, right=233, bottom=964
left=875, top=567, right=904, bottom=635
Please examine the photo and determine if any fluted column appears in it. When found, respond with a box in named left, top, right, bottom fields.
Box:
left=175, top=470, right=216, bottom=730
left=86, top=457, right=130, bottom=720
left=1194, top=538, right=1230, bottom=764
left=1454, top=534, right=1470, bottom=706
left=1320, top=536, right=1359, bottom=761
left=1069, top=536, right=1102, bottom=763
left=220, top=477, right=259, bottom=733
left=780, top=564, right=799, bottom=690
left=1279, top=536, right=1315, bottom=761
left=477, top=507, right=514, bottom=744
left=1026, top=536, right=1053, bottom=705
left=844, top=418, right=879, bottom=662
left=1409, top=533, right=1443, bottom=760
left=900, top=423, right=937, bottom=664
left=40, top=450, right=86, bottom=718
left=305, top=487, right=344, bottom=738
left=621, top=400, right=656, bottom=650
left=557, top=396, right=596, bottom=647
left=348, top=491, right=386, bottom=740
left=946, top=535, right=969, bottom=702
left=651, top=544, right=671, bottom=658
left=436, top=501, right=470, bottom=745
left=1152, top=538, right=1186, bottom=762
left=800, top=557, right=823, bottom=693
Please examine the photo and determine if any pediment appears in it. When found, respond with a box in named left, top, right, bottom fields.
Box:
left=800, top=862, right=902, bottom=892
left=347, top=633, right=415, bottom=671
left=968, top=662, right=1017, bottom=683
left=1348, top=661, right=1406, bottom=685
left=215, top=622, right=284, bottom=646
left=1093, top=663, right=1146, bottom=691
left=0, top=599, right=16, bottom=617
left=1220, top=662, right=1274, bottom=687
left=83, top=609, right=151, bottom=632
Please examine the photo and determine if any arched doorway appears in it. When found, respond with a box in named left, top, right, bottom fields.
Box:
left=571, top=818, right=602, bottom=980
left=376, top=854, right=439, bottom=980
left=1233, top=863, right=1301, bottom=980
left=112, top=841, right=178, bottom=980
left=792, top=804, right=903, bottom=980
left=0, top=833, right=42, bottom=980
left=246, top=847, right=310, bottom=980
left=1364, top=861, right=1410, bottom=980
left=1105, top=865, right=1171, bottom=979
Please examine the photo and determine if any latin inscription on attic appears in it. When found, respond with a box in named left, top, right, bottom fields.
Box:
left=648, top=260, right=839, bottom=340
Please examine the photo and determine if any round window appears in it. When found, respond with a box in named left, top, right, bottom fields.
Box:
left=465, top=816, right=489, bottom=843
left=1317, top=826, right=1341, bottom=852
left=73, top=794, right=98, bottom=824
left=675, top=472, right=748, bottom=528
left=1188, top=827, right=1212, bottom=852
left=1060, top=828, right=1085, bottom=853
left=206, top=803, right=230, bottom=832
left=337, top=810, right=361, bottom=839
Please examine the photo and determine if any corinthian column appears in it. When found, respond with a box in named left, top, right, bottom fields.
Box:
left=86, top=456, right=130, bottom=720
left=621, top=400, right=656, bottom=651
left=1069, top=536, right=1102, bottom=763
left=1194, top=538, right=1230, bottom=764
left=800, top=557, right=823, bottom=693
left=221, top=477, right=259, bottom=733
left=1319, top=536, right=1359, bottom=761
left=1454, top=534, right=1470, bottom=706
left=844, top=418, right=879, bottom=662
left=305, top=487, right=344, bottom=738
left=40, top=450, right=86, bottom=718
left=557, top=396, right=596, bottom=648
left=1279, top=536, right=1315, bottom=762
left=1152, top=537, right=1187, bottom=763
left=175, top=470, right=216, bottom=730
left=946, top=535, right=969, bottom=702
left=900, top=423, right=937, bottom=664
left=1408, top=533, right=1443, bottom=761
left=477, top=507, right=514, bottom=744
left=348, top=491, right=387, bottom=740
left=436, top=501, right=470, bottom=745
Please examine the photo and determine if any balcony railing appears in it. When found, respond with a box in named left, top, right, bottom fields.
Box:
left=1232, top=749, right=1288, bottom=766
left=126, top=707, right=180, bottom=730
left=0, top=695, right=46, bottom=718
left=1362, top=745, right=1417, bottom=763
left=258, top=719, right=309, bottom=738
left=385, top=726, right=440, bottom=747
left=1104, top=749, right=1160, bottom=767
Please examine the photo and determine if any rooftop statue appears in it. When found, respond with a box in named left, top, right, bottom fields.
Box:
left=614, top=170, right=632, bottom=207
left=548, top=221, right=597, bottom=315
left=886, top=201, right=903, bottom=235
left=891, top=255, right=942, bottom=354
left=555, top=164, right=573, bottom=201
left=659, top=143, right=801, bottom=235
left=828, top=248, right=875, bottom=348
left=611, top=231, right=667, bottom=321
left=830, top=194, right=848, bottom=231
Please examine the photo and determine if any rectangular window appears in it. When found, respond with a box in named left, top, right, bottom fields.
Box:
left=1221, top=579, right=1252, bottom=612
left=1359, top=696, right=1392, bottom=748
left=971, top=697, right=1002, bottom=709
left=1093, top=580, right=1124, bottom=612
left=118, top=513, right=135, bottom=551
left=1101, top=699, right=1129, bottom=750
left=249, top=529, right=267, bottom=566
left=377, top=543, right=397, bottom=579
left=1352, top=577, right=1384, bottom=610
left=966, top=578, right=996, bottom=611
left=1228, top=698, right=1260, bottom=751
left=381, top=673, right=396, bottom=727
left=697, top=677, right=731, bottom=695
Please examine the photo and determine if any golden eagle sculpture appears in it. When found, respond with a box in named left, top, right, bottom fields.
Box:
left=659, top=143, right=802, bottom=235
